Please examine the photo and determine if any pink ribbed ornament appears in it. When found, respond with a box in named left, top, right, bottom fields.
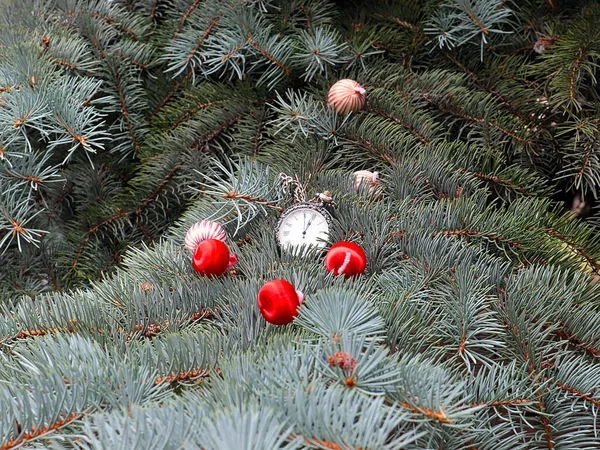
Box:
left=327, top=79, right=366, bottom=115
left=185, top=220, right=227, bottom=253
left=353, top=170, right=381, bottom=198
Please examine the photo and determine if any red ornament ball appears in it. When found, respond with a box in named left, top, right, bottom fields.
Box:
left=325, top=241, right=367, bottom=278
left=192, top=239, right=230, bottom=277
left=327, top=79, right=366, bottom=115
left=258, top=279, right=303, bottom=325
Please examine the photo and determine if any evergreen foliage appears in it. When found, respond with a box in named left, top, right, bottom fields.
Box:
left=1, top=0, right=600, bottom=448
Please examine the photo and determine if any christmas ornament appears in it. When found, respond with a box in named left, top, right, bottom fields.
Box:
left=257, top=279, right=304, bottom=325
left=140, top=281, right=153, bottom=293
left=185, top=220, right=227, bottom=253
left=533, top=37, right=557, bottom=55
left=325, top=241, right=367, bottom=278
left=353, top=170, right=381, bottom=198
left=276, top=174, right=335, bottom=256
left=192, top=239, right=231, bottom=277
left=327, top=79, right=366, bottom=115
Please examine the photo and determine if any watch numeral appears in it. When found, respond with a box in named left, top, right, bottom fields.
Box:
left=282, top=231, right=290, bottom=236
left=285, top=222, right=292, bottom=227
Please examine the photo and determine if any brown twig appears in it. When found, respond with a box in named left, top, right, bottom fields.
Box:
left=464, top=5, right=488, bottom=35
left=172, top=0, right=201, bottom=40
left=553, top=327, right=600, bottom=358
left=55, top=114, right=89, bottom=149
left=472, top=398, right=531, bottom=408
left=545, top=229, right=600, bottom=273
left=400, top=401, right=453, bottom=424
left=114, top=71, right=141, bottom=151
left=134, top=164, right=182, bottom=216
left=169, top=100, right=229, bottom=131
left=437, top=229, right=524, bottom=248
left=90, top=13, right=139, bottom=41
left=553, top=381, right=600, bottom=409
left=2, top=413, right=83, bottom=450
left=154, top=368, right=214, bottom=385
left=247, top=34, right=292, bottom=76
left=222, top=192, right=283, bottom=212
left=148, top=72, right=194, bottom=120
left=460, top=169, right=529, bottom=195
left=371, top=108, right=430, bottom=145
left=184, top=18, right=219, bottom=65
left=72, top=208, right=129, bottom=270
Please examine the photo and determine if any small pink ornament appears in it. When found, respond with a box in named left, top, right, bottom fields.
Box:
left=328, top=79, right=366, bottom=115
left=185, top=220, right=228, bottom=253
left=353, top=170, right=381, bottom=198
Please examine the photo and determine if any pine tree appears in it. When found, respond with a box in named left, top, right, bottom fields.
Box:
left=2, top=0, right=600, bottom=448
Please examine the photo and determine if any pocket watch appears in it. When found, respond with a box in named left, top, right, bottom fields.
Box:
left=275, top=197, right=334, bottom=252
left=275, top=175, right=335, bottom=254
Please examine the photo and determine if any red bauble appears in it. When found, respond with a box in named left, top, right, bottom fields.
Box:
left=192, top=239, right=230, bottom=277
left=258, top=279, right=302, bottom=325
left=325, top=242, right=367, bottom=278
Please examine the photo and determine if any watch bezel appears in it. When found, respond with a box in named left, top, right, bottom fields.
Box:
left=275, top=202, right=334, bottom=249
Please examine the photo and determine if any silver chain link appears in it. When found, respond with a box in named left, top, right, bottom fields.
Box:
left=279, top=173, right=336, bottom=207
left=279, top=173, right=307, bottom=203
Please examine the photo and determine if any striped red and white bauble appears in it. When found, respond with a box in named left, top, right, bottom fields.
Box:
left=185, top=220, right=227, bottom=253
left=327, top=79, right=366, bottom=115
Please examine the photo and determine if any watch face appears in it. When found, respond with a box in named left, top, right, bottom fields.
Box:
left=276, top=203, right=332, bottom=252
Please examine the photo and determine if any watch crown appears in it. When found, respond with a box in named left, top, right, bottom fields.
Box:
left=318, top=191, right=333, bottom=202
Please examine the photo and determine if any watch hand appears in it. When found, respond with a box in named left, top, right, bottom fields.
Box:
left=305, top=214, right=317, bottom=232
